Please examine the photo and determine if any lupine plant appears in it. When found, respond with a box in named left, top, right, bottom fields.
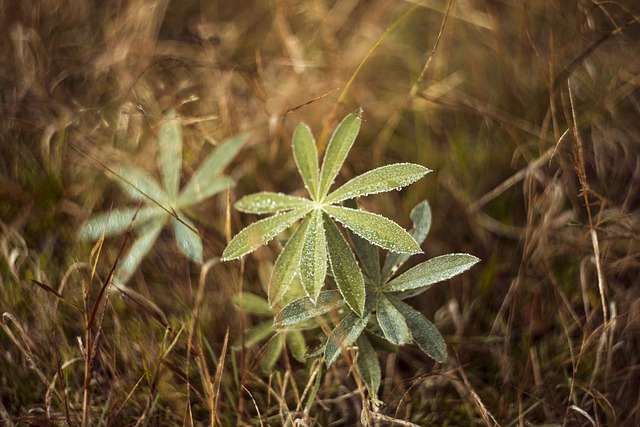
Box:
left=223, top=111, right=479, bottom=401
left=80, top=110, right=247, bottom=285
left=222, top=110, right=430, bottom=316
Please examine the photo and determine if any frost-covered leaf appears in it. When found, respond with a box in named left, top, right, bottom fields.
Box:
left=79, top=206, right=164, bottom=240
left=318, top=112, right=361, bottom=200
left=293, top=123, right=320, bottom=200
left=382, top=200, right=432, bottom=279
left=114, top=218, right=165, bottom=285
left=389, top=296, right=446, bottom=362
left=344, top=200, right=380, bottom=284
left=274, top=290, right=344, bottom=327
left=158, top=109, right=183, bottom=199
left=261, top=333, right=285, bottom=372
left=300, top=209, right=327, bottom=302
left=324, top=214, right=365, bottom=317
left=286, top=329, right=307, bottom=362
left=356, top=335, right=381, bottom=402
left=235, top=192, right=312, bottom=214
left=171, top=215, right=202, bottom=263
left=231, top=292, right=273, bottom=316
left=326, top=163, right=431, bottom=204
left=178, top=134, right=247, bottom=204
left=324, top=205, right=421, bottom=254
left=269, top=215, right=310, bottom=306
left=222, top=207, right=311, bottom=260
left=115, top=165, right=170, bottom=205
left=376, top=295, right=411, bottom=345
left=324, top=311, right=369, bottom=367
left=386, top=253, right=480, bottom=292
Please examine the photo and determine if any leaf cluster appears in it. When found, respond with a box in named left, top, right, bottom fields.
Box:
left=79, top=110, right=247, bottom=285
left=223, top=112, right=479, bottom=400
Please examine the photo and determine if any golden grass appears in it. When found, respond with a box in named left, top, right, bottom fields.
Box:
left=1, top=0, right=640, bottom=425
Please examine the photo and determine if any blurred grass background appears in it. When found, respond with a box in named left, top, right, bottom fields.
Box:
left=1, top=0, right=639, bottom=425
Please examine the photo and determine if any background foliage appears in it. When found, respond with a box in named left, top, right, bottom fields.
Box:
left=1, top=0, right=639, bottom=425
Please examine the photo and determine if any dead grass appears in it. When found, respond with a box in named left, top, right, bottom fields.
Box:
left=1, top=0, right=640, bottom=425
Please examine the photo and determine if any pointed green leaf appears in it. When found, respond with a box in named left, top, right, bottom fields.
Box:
left=269, top=215, right=311, bottom=306
left=324, top=312, right=369, bottom=367
left=158, top=109, right=182, bottom=199
left=231, top=292, right=273, bottom=316
left=261, top=333, right=285, bottom=372
left=376, top=295, right=411, bottom=345
left=343, top=200, right=381, bottom=284
left=114, top=218, right=165, bottom=285
left=79, top=206, right=164, bottom=240
left=323, top=214, right=365, bottom=317
left=324, top=205, right=421, bottom=254
left=326, top=163, right=431, bottom=204
left=178, top=176, right=234, bottom=207
left=178, top=134, right=247, bottom=204
left=304, top=362, right=323, bottom=413
left=382, top=200, right=432, bottom=280
left=388, top=296, right=446, bottom=362
left=222, top=207, right=311, bottom=260
left=386, top=253, right=480, bottom=292
left=234, top=320, right=275, bottom=349
left=318, top=113, right=361, bottom=200
left=286, top=329, right=307, bottom=362
left=356, top=335, right=381, bottom=402
left=235, top=192, right=313, bottom=214
left=293, top=123, right=320, bottom=200
left=274, top=290, right=344, bottom=326
left=300, top=209, right=327, bottom=302
left=115, top=165, right=170, bottom=205
left=171, top=214, right=203, bottom=264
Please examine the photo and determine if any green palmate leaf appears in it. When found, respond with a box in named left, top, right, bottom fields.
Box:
left=345, top=199, right=381, bottom=283
left=178, top=134, right=247, bottom=203
left=235, top=192, right=312, bottom=214
left=269, top=215, right=311, bottom=306
left=323, top=214, right=365, bottom=317
left=388, top=296, right=446, bottom=362
left=293, top=123, right=320, bottom=200
left=261, top=333, right=285, bottom=372
left=382, top=200, right=432, bottom=280
left=376, top=294, right=411, bottom=345
left=356, top=335, right=381, bottom=401
left=286, top=329, right=307, bottom=362
left=231, top=292, right=272, bottom=316
left=324, top=205, right=421, bottom=254
left=178, top=176, right=233, bottom=207
left=326, top=163, right=431, bottom=204
left=274, top=290, right=344, bottom=327
left=300, top=209, right=327, bottom=302
left=171, top=215, right=203, bottom=263
left=318, top=112, right=361, bottom=200
left=115, top=165, right=170, bottom=205
left=78, top=206, right=164, bottom=240
left=386, top=253, right=480, bottom=292
left=222, top=207, right=311, bottom=260
left=114, top=218, right=165, bottom=285
left=325, top=311, right=369, bottom=367
left=158, top=109, right=183, bottom=199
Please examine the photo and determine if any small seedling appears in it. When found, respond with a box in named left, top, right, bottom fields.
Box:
left=80, top=109, right=247, bottom=285
left=223, top=111, right=479, bottom=403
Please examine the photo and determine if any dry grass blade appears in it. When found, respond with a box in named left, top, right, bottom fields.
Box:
left=211, top=328, right=229, bottom=427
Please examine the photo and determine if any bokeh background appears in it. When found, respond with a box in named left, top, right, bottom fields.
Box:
left=1, top=1, right=639, bottom=425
